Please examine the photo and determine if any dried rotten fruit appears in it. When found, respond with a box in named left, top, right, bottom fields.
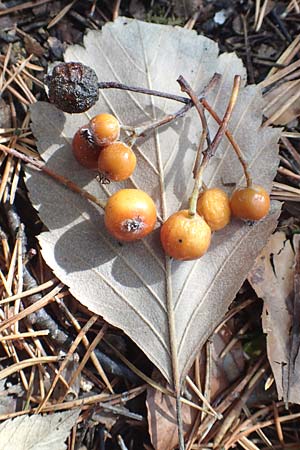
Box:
left=45, top=62, right=99, bottom=113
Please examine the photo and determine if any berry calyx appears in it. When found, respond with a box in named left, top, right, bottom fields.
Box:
left=196, top=188, right=231, bottom=231
left=104, top=189, right=157, bottom=241
left=230, top=185, right=270, bottom=221
left=97, top=142, right=136, bottom=181
left=160, top=210, right=211, bottom=261
left=72, top=125, right=102, bottom=170
left=89, top=113, right=120, bottom=146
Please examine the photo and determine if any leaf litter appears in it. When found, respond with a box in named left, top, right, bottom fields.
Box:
left=249, top=231, right=300, bottom=404
left=147, top=322, right=245, bottom=450
left=26, top=17, right=281, bottom=386
left=0, top=409, right=80, bottom=450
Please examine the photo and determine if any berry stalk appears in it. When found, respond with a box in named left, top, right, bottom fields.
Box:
left=186, top=75, right=242, bottom=217
left=97, top=72, right=251, bottom=187
left=177, top=75, right=212, bottom=177
left=98, top=80, right=196, bottom=104
left=121, top=73, right=221, bottom=146
left=201, top=98, right=253, bottom=188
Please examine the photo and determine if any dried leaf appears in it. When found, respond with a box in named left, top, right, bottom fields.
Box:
left=24, top=35, right=44, bottom=57
left=0, top=379, right=19, bottom=415
left=289, top=236, right=300, bottom=403
left=248, top=232, right=300, bottom=403
left=27, top=18, right=281, bottom=383
left=209, top=324, right=245, bottom=395
left=129, top=0, right=146, bottom=20
left=0, top=409, right=80, bottom=450
left=173, top=0, right=203, bottom=17
left=147, top=376, right=197, bottom=450
left=147, top=323, right=245, bottom=450
left=0, top=99, right=11, bottom=128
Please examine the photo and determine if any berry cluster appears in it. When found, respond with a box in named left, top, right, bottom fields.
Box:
left=72, top=113, right=136, bottom=181
left=72, top=113, right=155, bottom=242
left=72, top=111, right=270, bottom=261
left=160, top=185, right=270, bottom=261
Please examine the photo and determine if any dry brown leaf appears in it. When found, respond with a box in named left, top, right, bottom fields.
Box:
left=24, top=35, right=44, bottom=57
left=0, top=99, right=11, bottom=128
left=248, top=232, right=300, bottom=403
left=147, top=379, right=197, bottom=450
left=173, top=0, right=203, bottom=17
left=0, top=379, right=22, bottom=416
left=0, top=409, right=80, bottom=450
left=147, top=322, right=245, bottom=450
left=209, top=324, right=245, bottom=396
left=27, top=18, right=281, bottom=384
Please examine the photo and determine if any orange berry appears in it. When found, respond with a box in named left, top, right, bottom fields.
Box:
left=196, top=188, right=231, bottom=231
left=104, top=189, right=157, bottom=241
left=230, top=185, right=270, bottom=221
left=89, top=113, right=120, bottom=145
left=72, top=125, right=102, bottom=170
left=160, top=210, right=211, bottom=261
left=98, top=142, right=136, bottom=181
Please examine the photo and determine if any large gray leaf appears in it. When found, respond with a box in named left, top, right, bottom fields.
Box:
left=27, top=18, right=281, bottom=383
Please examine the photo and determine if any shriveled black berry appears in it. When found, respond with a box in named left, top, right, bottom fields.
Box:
left=45, top=62, right=99, bottom=113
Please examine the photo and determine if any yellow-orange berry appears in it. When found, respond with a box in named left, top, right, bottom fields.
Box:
left=160, top=210, right=211, bottom=261
left=196, top=188, right=231, bottom=231
left=98, top=142, right=136, bottom=181
left=72, top=125, right=102, bottom=170
left=104, top=189, right=157, bottom=241
left=230, top=185, right=270, bottom=221
left=89, top=113, right=120, bottom=145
